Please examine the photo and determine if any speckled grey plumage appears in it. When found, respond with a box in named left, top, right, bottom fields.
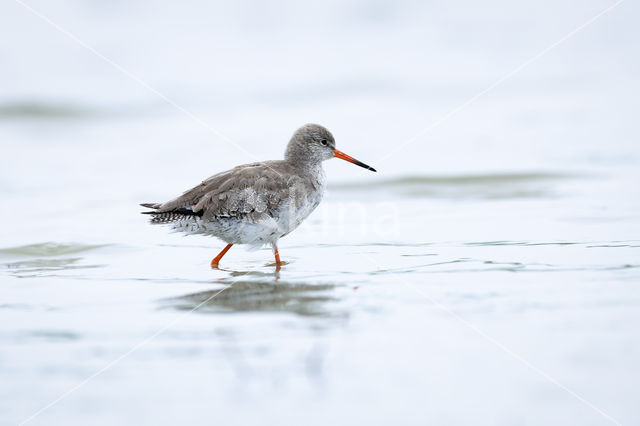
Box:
left=141, top=124, right=336, bottom=247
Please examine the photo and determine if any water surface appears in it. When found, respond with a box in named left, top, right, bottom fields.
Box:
left=1, top=1, right=640, bottom=425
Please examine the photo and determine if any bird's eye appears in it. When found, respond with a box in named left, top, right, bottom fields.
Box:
left=320, top=139, right=328, bottom=146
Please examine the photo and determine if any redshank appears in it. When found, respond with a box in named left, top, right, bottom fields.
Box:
left=141, top=124, right=376, bottom=269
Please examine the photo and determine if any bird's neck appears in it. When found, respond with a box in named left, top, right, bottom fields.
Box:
left=284, top=152, right=324, bottom=174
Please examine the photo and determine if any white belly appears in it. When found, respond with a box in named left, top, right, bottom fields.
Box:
left=170, top=189, right=324, bottom=247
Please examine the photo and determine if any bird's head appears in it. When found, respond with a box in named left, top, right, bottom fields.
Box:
left=285, top=123, right=376, bottom=172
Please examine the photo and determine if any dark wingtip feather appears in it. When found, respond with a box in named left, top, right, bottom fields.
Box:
left=140, top=202, right=161, bottom=214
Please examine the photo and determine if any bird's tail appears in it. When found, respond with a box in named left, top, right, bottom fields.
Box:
left=140, top=203, right=203, bottom=224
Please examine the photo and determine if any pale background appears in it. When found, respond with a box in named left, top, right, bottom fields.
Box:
left=1, top=1, right=639, bottom=425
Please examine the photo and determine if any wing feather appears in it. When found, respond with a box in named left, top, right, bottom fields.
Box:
left=147, top=161, right=294, bottom=222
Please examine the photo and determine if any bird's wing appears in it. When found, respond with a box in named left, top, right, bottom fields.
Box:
left=148, top=162, right=294, bottom=222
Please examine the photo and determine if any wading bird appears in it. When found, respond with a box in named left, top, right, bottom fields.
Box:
left=141, top=124, right=376, bottom=269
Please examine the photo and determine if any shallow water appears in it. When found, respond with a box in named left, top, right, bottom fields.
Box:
left=2, top=1, right=640, bottom=425
left=2, top=169, right=639, bottom=426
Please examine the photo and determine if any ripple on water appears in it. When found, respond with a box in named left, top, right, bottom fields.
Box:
left=329, top=172, right=577, bottom=199
left=0, top=242, right=108, bottom=277
left=0, top=330, right=81, bottom=345
left=0, top=242, right=109, bottom=257
left=465, top=241, right=580, bottom=247
left=0, top=101, right=90, bottom=120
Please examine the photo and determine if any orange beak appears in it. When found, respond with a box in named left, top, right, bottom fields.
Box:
left=333, top=149, right=377, bottom=172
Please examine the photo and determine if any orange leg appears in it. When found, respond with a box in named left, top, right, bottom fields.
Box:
left=210, top=243, right=233, bottom=268
left=272, top=244, right=282, bottom=271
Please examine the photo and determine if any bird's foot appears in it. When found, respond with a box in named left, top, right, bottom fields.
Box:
left=210, top=244, right=233, bottom=269
left=266, top=260, right=288, bottom=271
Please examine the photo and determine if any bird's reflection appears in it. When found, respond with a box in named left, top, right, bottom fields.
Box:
left=166, top=279, right=344, bottom=318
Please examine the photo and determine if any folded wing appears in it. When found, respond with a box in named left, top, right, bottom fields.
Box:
left=141, top=162, right=293, bottom=223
